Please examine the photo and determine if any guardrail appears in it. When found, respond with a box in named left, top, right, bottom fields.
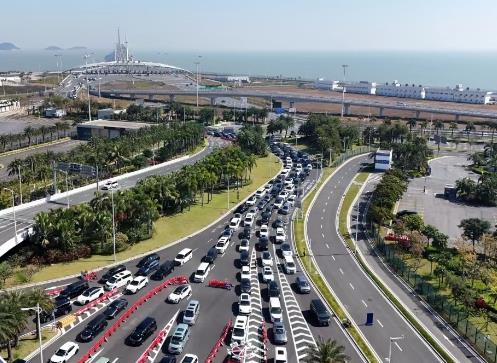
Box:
left=77, top=275, right=187, bottom=363
left=136, top=311, right=179, bottom=363
left=205, top=320, right=232, bottom=363
left=74, top=288, right=119, bottom=316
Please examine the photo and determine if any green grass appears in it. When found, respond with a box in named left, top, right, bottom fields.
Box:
left=1, top=329, right=57, bottom=361
left=17, top=154, right=281, bottom=285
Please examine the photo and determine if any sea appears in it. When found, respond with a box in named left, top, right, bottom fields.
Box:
left=1, top=50, right=497, bottom=90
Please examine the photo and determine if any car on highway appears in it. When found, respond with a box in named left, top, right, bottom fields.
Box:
left=151, top=261, right=175, bottom=280
left=296, top=275, right=311, bottom=294
left=273, top=197, right=285, bottom=210
left=259, top=224, right=269, bottom=238
left=283, top=255, right=296, bottom=274
left=104, top=298, right=128, bottom=319
left=58, top=280, right=89, bottom=299
left=268, top=280, right=280, bottom=297
left=258, top=236, right=269, bottom=251
left=137, top=253, right=160, bottom=268
left=235, top=203, right=249, bottom=214
left=229, top=216, right=241, bottom=230
left=260, top=210, right=272, bottom=225
left=240, top=265, right=251, bottom=280
left=126, top=317, right=157, bottom=346
left=244, top=213, right=255, bottom=227
left=241, top=225, right=252, bottom=240
left=160, top=357, right=177, bottom=363
left=168, top=323, right=190, bottom=354
left=286, top=194, right=297, bottom=207
left=222, top=226, right=234, bottom=239
left=49, top=341, right=79, bottom=363
left=105, top=270, right=133, bottom=291
left=262, top=266, right=274, bottom=282
left=77, top=286, right=104, bottom=305
left=193, top=262, right=212, bottom=282
left=40, top=297, right=72, bottom=323
left=136, top=259, right=160, bottom=276
left=101, top=180, right=119, bottom=190
left=183, top=300, right=200, bottom=325
left=78, top=313, right=108, bottom=342
left=238, top=293, right=252, bottom=314
left=269, top=297, right=283, bottom=322
left=272, top=218, right=284, bottom=229
left=278, top=191, right=289, bottom=200
left=231, top=315, right=248, bottom=345
left=280, top=202, right=291, bottom=215
left=246, top=195, right=257, bottom=206
left=255, top=188, right=267, bottom=199
left=216, top=236, right=230, bottom=254
left=174, top=248, right=193, bottom=266
left=261, top=251, right=273, bottom=266
left=100, top=264, right=126, bottom=283
left=180, top=354, right=198, bottom=363
left=167, top=284, right=192, bottom=303
left=275, top=228, right=287, bottom=243
left=310, top=299, right=331, bottom=326
left=239, top=239, right=250, bottom=252
left=280, top=243, right=292, bottom=257
left=240, top=278, right=251, bottom=293
left=275, top=347, right=288, bottom=363
left=240, top=250, right=250, bottom=266
left=272, top=321, right=288, bottom=344
left=125, top=276, right=148, bottom=294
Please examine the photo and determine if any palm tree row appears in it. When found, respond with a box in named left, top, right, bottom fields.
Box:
left=0, top=122, right=71, bottom=152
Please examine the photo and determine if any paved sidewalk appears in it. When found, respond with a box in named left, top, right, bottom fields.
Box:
left=351, top=175, right=484, bottom=363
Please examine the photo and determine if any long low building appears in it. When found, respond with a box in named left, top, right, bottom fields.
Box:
left=76, top=119, right=153, bottom=140
left=0, top=99, right=20, bottom=113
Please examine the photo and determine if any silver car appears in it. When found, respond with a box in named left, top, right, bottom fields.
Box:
left=272, top=322, right=287, bottom=344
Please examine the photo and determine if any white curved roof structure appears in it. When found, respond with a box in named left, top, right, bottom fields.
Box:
left=71, top=60, right=191, bottom=74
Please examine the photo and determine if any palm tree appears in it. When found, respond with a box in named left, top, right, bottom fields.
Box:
left=0, top=290, right=29, bottom=362
left=407, top=119, right=417, bottom=133
left=434, top=120, right=444, bottom=135
left=304, top=337, right=349, bottom=363
left=25, top=289, right=53, bottom=339
left=449, top=121, right=458, bottom=137
left=23, top=126, right=35, bottom=146
left=39, top=125, right=48, bottom=143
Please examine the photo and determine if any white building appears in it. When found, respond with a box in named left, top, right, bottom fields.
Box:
left=0, top=99, right=20, bottom=113
left=0, top=75, right=22, bottom=87
left=425, top=84, right=493, bottom=104
left=97, top=108, right=126, bottom=120
left=376, top=80, right=425, bottom=99
left=375, top=149, right=392, bottom=171
left=344, top=81, right=376, bottom=95
left=314, top=78, right=341, bottom=91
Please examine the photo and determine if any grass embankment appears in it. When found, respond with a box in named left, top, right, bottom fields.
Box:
left=338, top=174, right=456, bottom=363
left=293, top=166, right=379, bottom=363
left=1, top=329, right=57, bottom=361
left=22, top=154, right=281, bottom=284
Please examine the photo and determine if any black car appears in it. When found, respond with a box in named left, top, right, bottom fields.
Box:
left=222, top=227, right=233, bottom=238
left=40, top=297, right=72, bottom=323
left=240, top=250, right=250, bottom=266
left=235, top=203, right=249, bottom=214
left=126, top=317, right=157, bottom=346
left=268, top=280, right=280, bottom=297
left=241, top=226, right=252, bottom=240
left=58, top=280, right=89, bottom=299
left=203, top=247, right=218, bottom=264
left=310, top=299, right=331, bottom=326
left=240, top=278, right=251, bottom=293
left=151, top=261, right=175, bottom=280
left=78, top=314, right=108, bottom=342
left=137, top=253, right=160, bottom=268
left=260, top=211, right=271, bottom=225
left=104, top=298, right=128, bottom=319
left=159, top=357, right=177, bottom=363
left=100, top=264, right=127, bottom=283
left=272, top=218, right=284, bottom=229
left=137, top=259, right=160, bottom=276
left=258, top=237, right=269, bottom=251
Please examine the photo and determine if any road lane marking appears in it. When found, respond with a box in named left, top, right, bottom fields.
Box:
left=327, top=196, right=330, bottom=200
left=394, top=342, right=403, bottom=351
left=320, top=224, right=323, bottom=229
left=349, top=282, right=355, bottom=290
left=331, top=255, right=335, bottom=261
left=361, top=299, right=368, bottom=307
left=111, top=358, right=119, bottom=363
left=377, top=319, right=384, bottom=328
left=322, top=208, right=325, bottom=213
left=325, top=243, right=330, bottom=249
left=321, top=233, right=325, bottom=239
left=339, top=268, right=344, bottom=274
left=325, top=202, right=328, bottom=206
left=443, top=334, right=456, bottom=347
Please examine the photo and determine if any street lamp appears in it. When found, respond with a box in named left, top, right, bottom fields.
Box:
left=195, top=55, right=202, bottom=109
left=17, top=165, right=22, bottom=204
left=21, top=304, right=43, bottom=363
left=3, top=188, right=17, bottom=243
left=341, top=64, right=349, bottom=119
left=110, top=188, right=117, bottom=263
left=387, top=335, right=405, bottom=362
left=87, top=77, right=92, bottom=121
left=60, top=170, right=70, bottom=208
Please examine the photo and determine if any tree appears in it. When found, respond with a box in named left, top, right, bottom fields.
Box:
left=0, top=261, right=13, bottom=288
left=459, top=218, right=491, bottom=250
left=449, top=121, right=458, bottom=137
left=304, top=337, right=349, bottom=363
left=23, top=126, right=35, bottom=146
left=25, top=289, right=53, bottom=339
left=455, top=177, right=477, bottom=200
left=407, top=119, right=417, bottom=133
left=0, top=290, right=29, bottom=362
left=198, top=108, right=215, bottom=125
left=401, top=214, right=424, bottom=232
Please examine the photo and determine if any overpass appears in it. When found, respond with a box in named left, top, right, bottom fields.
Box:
left=96, top=88, right=497, bottom=121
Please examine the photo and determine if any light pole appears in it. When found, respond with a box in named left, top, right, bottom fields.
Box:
left=17, top=165, right=22, bottom=204
left=21, top=304, right=43, bottom=363
left=195, top=55, right=202, bottom=109
left=341, top=64, right=349, bottom=119
left=87, top=77, right=92, bottom=121
left=3, top=188, right=17, bottom=243
left=60, top=171, right=69, bottom=208
left=387, top=335, right=404, bottom=362
left=111, top=188, right=117, bottom=263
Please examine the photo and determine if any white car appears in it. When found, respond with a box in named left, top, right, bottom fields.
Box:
left=281, top=243, right=293, bottom=257
left=49, top=341, right=79, bottom=363
left=229, top=217, right=241, bottom=230
left=77, top=286, right=104, bottom=305
left=238, top=293, right=252, bottom=314
left=239, top=239, right=250, bottom=252
left=101, top=180, right=119, bottom=190
left=273, top=197, right=285, bottom=209
left=246, top=196, right=257, bottom=206
left=244, top=213, right=255, bottom=227
left=231, top=315, right=248, bottom=345
left=306, top=164, right=313, bottom=171
left=259, top=224, right=269, bottom=238
left=278, top=191, right=289, bottom=200
left=175, top=248, right=193, bottom=266
left=167, top=284, right=192, bottom=303
left=105, top=270, right=133, bottom=291
left=275, top=228, right=287, bottom=243
left=287, top=194, right=297, bottom=206
left=181, top=355, right=199, bottom=363
left=261, top=251, right=273, bottom=266
left=284, top=184, right=295, bottom=194
left=262, top=266, right=274, bottom=282
left=241, top=265, right=251, bottom=280
left=275, top=347, right=288, bottom=363
left=255, top=188, right=267, bottom=199
left=125, top=276, right=148, bottom=294
left=216, top=236, right=230, bottom=254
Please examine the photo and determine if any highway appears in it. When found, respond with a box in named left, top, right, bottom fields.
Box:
left=0, top=138, right=222, bottom=257
left=27, top=149, right=364, bottom=363
left=306, top=155, right=441, bottom=362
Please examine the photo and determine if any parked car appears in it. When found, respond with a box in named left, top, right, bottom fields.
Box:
left=193, top=262, right=212, bottom=282
left=180, top=354, right=198, bottom=363
left=275, top=347, right=288, bottom=363
left=258, top=236, right=269, bottom=251
left=269, top=297, right=283, bottom=322
left=238, top=293, right=252, bottom=314
left=259, top=224, right=269, bottom=238
left=240, top=250, right=250, bottom=266
left=231, top=315, right=248, bottom=345
left=215, top=236, right=230, bottom=254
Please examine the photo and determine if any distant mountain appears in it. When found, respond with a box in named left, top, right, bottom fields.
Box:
left=67, top=46, right=87, bottom=51
left=45, top=46, right=63, bottom=51
left=0, top=42, right=20, bottom=51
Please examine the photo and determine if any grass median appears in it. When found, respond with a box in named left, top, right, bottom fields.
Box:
left=16, top=154, right=281, bottom=285
left=1, top=329, right=57, bottom=361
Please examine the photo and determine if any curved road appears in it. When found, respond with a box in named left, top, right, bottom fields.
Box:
left=306, top=155, right=441, bottom=362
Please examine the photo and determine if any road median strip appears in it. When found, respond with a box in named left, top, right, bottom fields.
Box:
left=0, top=137, right=71, bottom=158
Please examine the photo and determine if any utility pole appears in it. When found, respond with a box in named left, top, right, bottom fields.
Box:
left=195, top=55, right=202, bottom=109
left=341, top=64, right=349, bottom=119
left=3, top=188, right=17, bottom=244
left=111, top=188, right=117, bottom=263
left=17, top=165, right=22, bottom=204
left=21, top=304, right=43, bottom=363
left=87, top=78, right=92, bottom=121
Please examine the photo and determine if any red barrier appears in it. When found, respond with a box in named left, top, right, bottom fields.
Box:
left=45, top=287, right=64, bottom=296
left=208, top=279, right=233, bottom=290
left=77, top=276, right=187, bottom=363
left=74, top=288, right=119, bottom=316
left=204, top=320, right=232, bottom=363
left=261, top=321, right=268, bottom=363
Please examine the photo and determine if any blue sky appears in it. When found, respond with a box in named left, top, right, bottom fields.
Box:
left=2, top=0, right=496, bottom=51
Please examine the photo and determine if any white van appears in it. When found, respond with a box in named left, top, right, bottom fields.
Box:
left=193, top=262, right=211, bottom=282
left=283, top=255, right=296, bottom=274
left=105, top=270, right=133, bottom=290
left=269, top=297, right=283, bottom=322
left=175, top=248, right=193, bottom=266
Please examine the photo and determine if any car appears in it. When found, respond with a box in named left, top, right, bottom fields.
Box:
left=101, top=180, right=118, bottom=190
left=183, top=300, right=200, bottom=325
left=241, top=225, right=252, bottom=240
left=255, top=188, right=266, bottom=199
left=222, top=227, right=234, bottom=238
left=40, top=297, right=72, bottom=323
left=240, top=250, right=250, bottom=266
left=296, top=275, right=311, bottom=294
left=258, top=236, right=269, bottom=251
left=151, top=261, right=175, bottom=280
left=283, top=255, right=296, bottom=274
left=193, top=262, right=211, bottom=282
left=49, top=341, right=79, bottom=363
left=105, top=270, right=133, bottom=291
left=272, top=322, right=288, bottom=344
left=203, top=247, right=218, bottom=264
left=215, top=236, right=230, bottom=254
left=273, top=218, right=284, bottom=229
left=125, top=276, right=148, bottom=294
left=100, top=264, right=127, bottom=283
left=137, top=259, right=160, bottom=276
left=104, top=298, right=128, bottom=319
left=126, top=317, right=157, bottom=346
left=306, top=164, right=313, bottom=171
left=94, top=358, right=111, bottom=363
left=244, top=213, right=255, bottom=227
left=287, top=194, right=297, bottom=207
left=168, top=323, right=190, bottom=354
left=235, top=203, right=249, bottom=214
left=279, top=203, right=291, bottom=215
left=59, top=280, right=89, bottom=299
left=269, top=297, right=283, bottom=322
left=174, top=248, right=193, bottom=265
left=261, top=251, right=273, bottom=266
left=260, top=210, right=271, bottom=225
left=167, top=284, right=192, bottom=303
left=180, top=355, right=198, bottom=363
left=77, top=286, right=104, bottom=305
left=262, top=266, right=274, bottom=282
left=278, top=191, right=289, bottom=200
left=273, top=197, right=285, bottom=209
left=137, top=253, right=160, bottom=268
left=275, top=347, right=288, bottom=363
left=240, top=278, right=251, bottom=293
left=239, top=239, right=250, bottom=252
left=268, top=280, right=280, bottom=297
left=159, top=357, right=177, bottom=363
left=246, top=195, right=257, bottom=206
left=275, top=228, right=287, bottom=243
left=78, top=314, right=108, bottom=342
left=238, top=293, right=252, bottom=314
left=310, top=299, right=331, bottom=326
left=240, top=265, right=251, bottom=280
left=229, top=216, right=241, bottom=230
left=280, top=243, right=292, bottom=257
left=231, top=315, right=248, bottom=345
left=259, top=224, right=269, bottom=238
